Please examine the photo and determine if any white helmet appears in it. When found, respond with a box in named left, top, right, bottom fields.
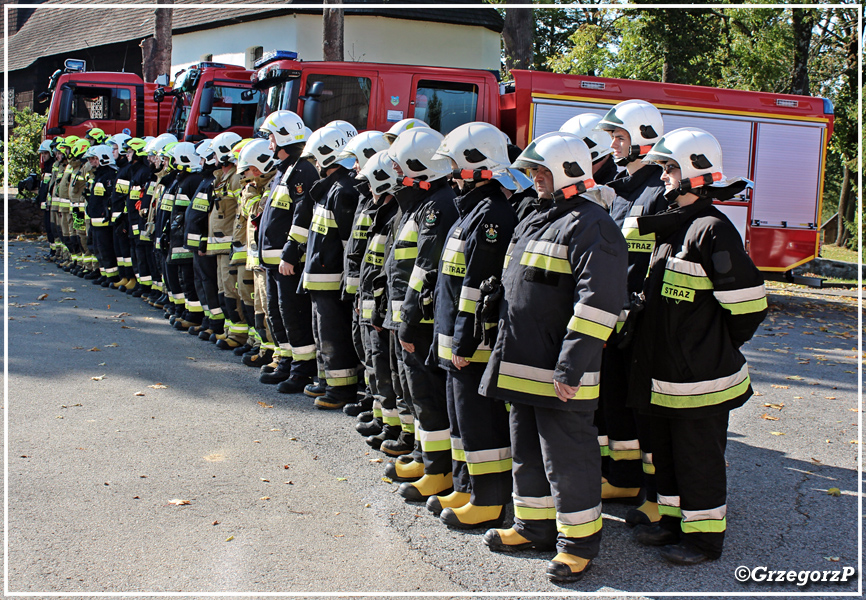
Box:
left=85, top=144, right=116, bottom=167
left=387, top=128, right=451, bottom=182
left=433, top=122, right=511, bottom=174
left=107, top=133, right=132, bottom=151
left=560, top=113, right=614, bottom=163
left=38, top=139, right=53, bottom=153
left=171, top=141, right=201, bottom=172
left=146, top=133, right=177, bottom=156
left=325, top=120, right=358, bottom=140
left=645, top=127, right=752, bottom=200
left=260, top=110, right=307, bottom=147
left=196, top=139, right=216, bottom=166
left=302, top=126, right=354, bottom=170
left=237, top=138, right=277, bottom=175
left=512, top=132, right=595, bottom=198
left=211, top=131, right=243, bottom=165
left=384, top=118, right=429, bottom=143
left=596, top=99, right=664, bottom=163
left=338, top=130, right=389, bottom=171
left=356, top=150, right=402, bottom=197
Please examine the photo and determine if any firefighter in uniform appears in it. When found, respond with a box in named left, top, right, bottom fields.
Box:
left=36, top=139, right=55, bottom=260
left=629, top=127, right=766, bottom=565
left=595, top=99, right=667, bottom=525
left=300, top=125, right=362, bottom=409
left=208, top=133, right=248, bottom=351
left=53, top=136, right=77, bottom=269
left=257, top=111, right=320, bottom=391
left=125, top=138, right=155, bottom=297
left=388, top=127, right=460, bottom=497
left=427, top=122, right=520, bottom=529
left=478, top=132, right=628, bottom=583
left=67, top=139, right=92, bottom=277
left=84, top=144, right=119, bottom=286
left=142, top=134, right=178, bottom=308
left=106, top=134, right=135, bottom=291
left=560, top=113, right=619, bottom=187
left=155, top=142, right=184, bottom=314
left=46, top=137, right=67, bottom=261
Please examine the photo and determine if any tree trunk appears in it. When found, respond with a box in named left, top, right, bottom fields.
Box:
left=502, top=4, right=533, bottom=73
left=323, top=0, right=344, bottom=62
left=834, top=162, right=851, bottom=246
left=790, top=8, right=815, bottom=95
left=142, top=0, right=173, bottom=82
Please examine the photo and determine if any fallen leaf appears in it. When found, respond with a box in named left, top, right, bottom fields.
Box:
left=120, top=325, right=133, bottom=329
left=825, top=396, right=837, bottom=400
left=770, top=384, right=789, bottom=389
left=760, top=413, right=779, bottom=421
left=105, top=343, right=118, bottom=347
left=285, top=481, right=293, bottom=485
left=261, top=478, right=270, bottom=482
left=112, top=312, right=130, bottom=318
left=134, top=392, right=145, bottom=397
left=283, top=465, right=290, bottom=469
left=763, top=403, right=785, bottom=410
left=827, top=488, right=841, bottom=497
left=260, top=496, right=271, bottom=500
left=168, top=499, right=190, bottom=505
left=212, top=520, right=220, bottom=526
left=810, top=458, right=822, bottom=464
left=369, top=458, right=383, bottom=463
left=825, top=556, right=841, bottom=562
left=61, top=287, right=76, bottom=292
left=364, top=503, right=372, bottom=508
left=334, top=534, right=345, bottom=538
left=257, top=401, right=273, bottom=408
left=37, top=294, right=48, bottom=300
left=86, top=347, right=100, bottom=352
left=850, top=440, right=859, bottom=445
left=785, top=375, right=803, bottom=380
left=186, top=356, right=196, bottom=361
left=91, top=375, right=106, bottom=381
left=225, top=536, right=234, bottom=542
left=337, top=477, right=347, bottom=481
left=381, top=477, right=393, bottom=484
left=289, top=437, right=298, bottom=441
left=849, top=408, right=859, bottom=412
left=148, top=383, right=168, bottom=389
left=770, top=432, right=785, bottom=436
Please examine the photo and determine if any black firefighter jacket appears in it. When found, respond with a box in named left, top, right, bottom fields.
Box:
left=479, top=194, right=628, bottom=411
left=627, top=196, right=768, bottom=419
left=259, top=157, right=319, bottom=269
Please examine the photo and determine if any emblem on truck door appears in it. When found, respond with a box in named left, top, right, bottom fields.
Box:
left=391, top=96, right=400, bottom=106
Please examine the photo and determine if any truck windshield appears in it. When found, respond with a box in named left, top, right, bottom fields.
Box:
left=200, top=85, right=259, bottom=133
left=254, top=80, right=295, bottom=131
left=167, top=91, right=193, bottom=138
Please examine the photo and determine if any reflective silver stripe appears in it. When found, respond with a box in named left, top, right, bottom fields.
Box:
left=292, top=344, right=316, bottom=356
left=171, top=246, right=189, bottom=255
left=346, top=276, right=360, bottom=288
left=622, top=216, right=640, bottom=231
left=90, top=217, right=106, bottom=225
left=304, top=273, right=342, bottom=283
left=641, top=452, right=653, bottom=464
left=450, top=436, right=464, bottom=451
left=666, top=256, right=707, bottom=277
left=512, top=494, right=555, bottom=509
left=391, top=300, right=403, bottom=314
left=232, top=244, right=247, bottom=253
left=597, top=435, right=609, bottom=446
left=188, top=233, right=201, bottom=241
left=682, top=505, right=726, bottom=522
left=609, top=439, right=640, bottom=451
left=279, top=343, right=292, bottom=351
left=195, top=192, right=208, bottom=200
left=464, top=446, right=512, bottom=463
left=290, top=225, right=308, bottom=238
left=410, top=265, right=429, bottom=281
left=444, top=237, right=465, bottom=252
left=459, top=286, right=481, bottom=301
left=557, top=503, right=602, bottom=526
left=176, top=193, right=190, bottom=202
left=652, top=363, right=749, bottom=397
left=499, top=361, right=600, bottom=386
left=417, top=427, right=450, bottom=444
left=115, top=178, right=130, bottom=187
left=399, top=412, right=414, bottom=425
left=629, top=205, right=644, bottom=217
left=327, top=368, right=357, bottom=379
left=104, top=266, right=119, bottom=273
left=572, top=303, right=618, bottom=328
left=713, top=284, right=766, bottom=304
left=186, top=300, right=202, bottom=308
left=261, top=249, right=283, bottom=258
left=657, top=494, right=680, bottom=507
left=525, top=239, right=568, bottom=258
left=210, top=307, right=224, bottom=316
left=111, top=211, right=123, bottom=218
left=361, top=300, right=375, bottom=311
left=208, top=235, right=233, bottom=244
left=381, top=407, right=399, bottom=418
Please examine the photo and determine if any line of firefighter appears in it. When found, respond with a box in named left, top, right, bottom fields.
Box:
left=34, top=100, right=768, bottom=584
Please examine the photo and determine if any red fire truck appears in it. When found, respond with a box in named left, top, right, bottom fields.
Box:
left=252, top=51, right=833, bottom=273
left=42, top=59, right=258, bottom=143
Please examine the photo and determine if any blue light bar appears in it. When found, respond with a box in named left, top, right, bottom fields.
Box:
left=255, top=50, right=299, bottom=69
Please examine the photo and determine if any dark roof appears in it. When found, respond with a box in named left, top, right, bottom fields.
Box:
left=2, top=0, right=503, bottom=73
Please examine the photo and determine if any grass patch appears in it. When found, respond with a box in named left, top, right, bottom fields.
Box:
left=819, top=244, right=859, bottom=263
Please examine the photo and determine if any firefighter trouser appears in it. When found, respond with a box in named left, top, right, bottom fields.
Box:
left=392, top=330, right=415, bottom=437
left=77, top=228, right=95, bottom=271
left=164, top=259, right=184, bottom=310
left=367, top=324, right=397, bottom=424
left=310, top=290, right=359, bottom=402
left=59, top=210, right=72, bottom=237
left=652, top=412, right=729, bottom=559
left=194, top=253, right=221, bottom=325
left=236, top=263, right=254, bottom=305
left=510, top=402, right=602, bottom=559
left=50, top=209, right=62, bottom=249
left=135, top=240, right=155, bottom=291
left=351, top=304, right=372, bottom=398
left=177, top=261, right=202, bottom=322
left=402, top=325, right=450, bottom=475
left=91, top=226, right=118, bottom=280
left=219, top=256, right=248, bottom=343
left=599, top=343, right=646, bottom=489
left=311, top=304, right=325, bottom=381
left=112, top=218, right=134, bottom=281
left=44, top=208, right=54, bottom=246
left=447, top=363, right=512, bottom=506
left=267, top=269, right=316, bottom=379
left=253, top=269, right=275, bottom=353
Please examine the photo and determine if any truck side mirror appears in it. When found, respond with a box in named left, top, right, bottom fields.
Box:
left=58, top=88, right=73, bottom=125
left=241, top=89, right=255, bottom=102
left=197, top=114, right=211, bottom=130
left=301, top=81, right=325, bottom=130
left=37, top=91, right=50, bottom=104
left=199, top=86, right=214, bottom=115
left=154, top=88, right=165, bottom=103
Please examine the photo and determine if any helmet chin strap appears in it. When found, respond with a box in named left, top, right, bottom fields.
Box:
left=615, top=144, right=655, bottom=167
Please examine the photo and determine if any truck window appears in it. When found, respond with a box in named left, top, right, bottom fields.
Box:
left=414, top=80, right=478, bottom=135
left=254, top=80, right=296, bottom=131
left=111, top=88, right=131, bottom=121
left=201, top=85, right=259, bottom=132
left=69, top=87, right=112, bottom=125
left=304, top=74, right=371, bottom=130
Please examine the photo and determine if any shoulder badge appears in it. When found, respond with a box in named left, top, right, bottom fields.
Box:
left=483, top=223, right=499, bottom=243
left=424, top=208, right=439, bottom=227
left=295, top=183, right=304, bottom=195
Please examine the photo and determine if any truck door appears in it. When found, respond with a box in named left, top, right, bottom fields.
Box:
left=195, top=79, right=260, bottom=140
left=298, top=70, right=378, bottom=132
left=409, top=76, right=483, bottom=135
left=58, top=84, right=118, bottom=135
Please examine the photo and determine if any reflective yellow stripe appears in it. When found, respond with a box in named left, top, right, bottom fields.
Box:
left=651, top=366, right=750, bottom=409
left=519, top=251, right=571, bottom=274
left=557, top=515, right=602, bottom=539
left=514, top=505, right=557, bottom=520
left=682, top=518, right=726, bottom=534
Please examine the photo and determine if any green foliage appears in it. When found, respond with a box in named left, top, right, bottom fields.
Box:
left=5, top=107, right=47, bottom=192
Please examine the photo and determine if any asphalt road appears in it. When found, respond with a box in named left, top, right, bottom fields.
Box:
left=4, top=239, right=861, bottom=598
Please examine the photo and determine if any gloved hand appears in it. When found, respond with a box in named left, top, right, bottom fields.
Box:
left=474, top=275, right=503, bottom=346
left=616, top=292, right=645, bottom=349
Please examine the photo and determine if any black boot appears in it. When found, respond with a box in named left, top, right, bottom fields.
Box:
left=343, top=395, right=374, bottom=417
left=381, top=431, right=415, bottom=457
left=366, top=424, right=401, bottom=450
left=356, top=417, right=383, bottom=437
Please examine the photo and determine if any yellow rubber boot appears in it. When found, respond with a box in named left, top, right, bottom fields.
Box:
left=398, top=472, right=452, bottom=501
left=426, top=490, right=470, bottom=516
left=394, top=460, right=424, bottom=480
left=546, top=553, right=592, bottom=583
left=601, top=481, right=640, bottom=501
left=483, top=527, right=548, bottom=552
left=626, top=500, right=661, bottom=527
left=440, top=502, right=503, bottom=529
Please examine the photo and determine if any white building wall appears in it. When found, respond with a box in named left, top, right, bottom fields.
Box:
left=171, top=13, right=500, bottom=77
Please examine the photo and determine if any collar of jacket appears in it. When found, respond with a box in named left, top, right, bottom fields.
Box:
left=533, top=193, right=589, bottom=221
left=396, top=175, right=450, bottom=213
left=608, top=162, right=662, bottom=195
left=637, top=196, right=713, bottom=239
left=454, top=181, right=503, bottom=217
left=309, top=165, right=347, bottom=202
left=594, top=155, right=618, bottom=185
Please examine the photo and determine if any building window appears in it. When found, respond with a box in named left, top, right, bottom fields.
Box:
left=246, top=46, right=264, bottom=69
